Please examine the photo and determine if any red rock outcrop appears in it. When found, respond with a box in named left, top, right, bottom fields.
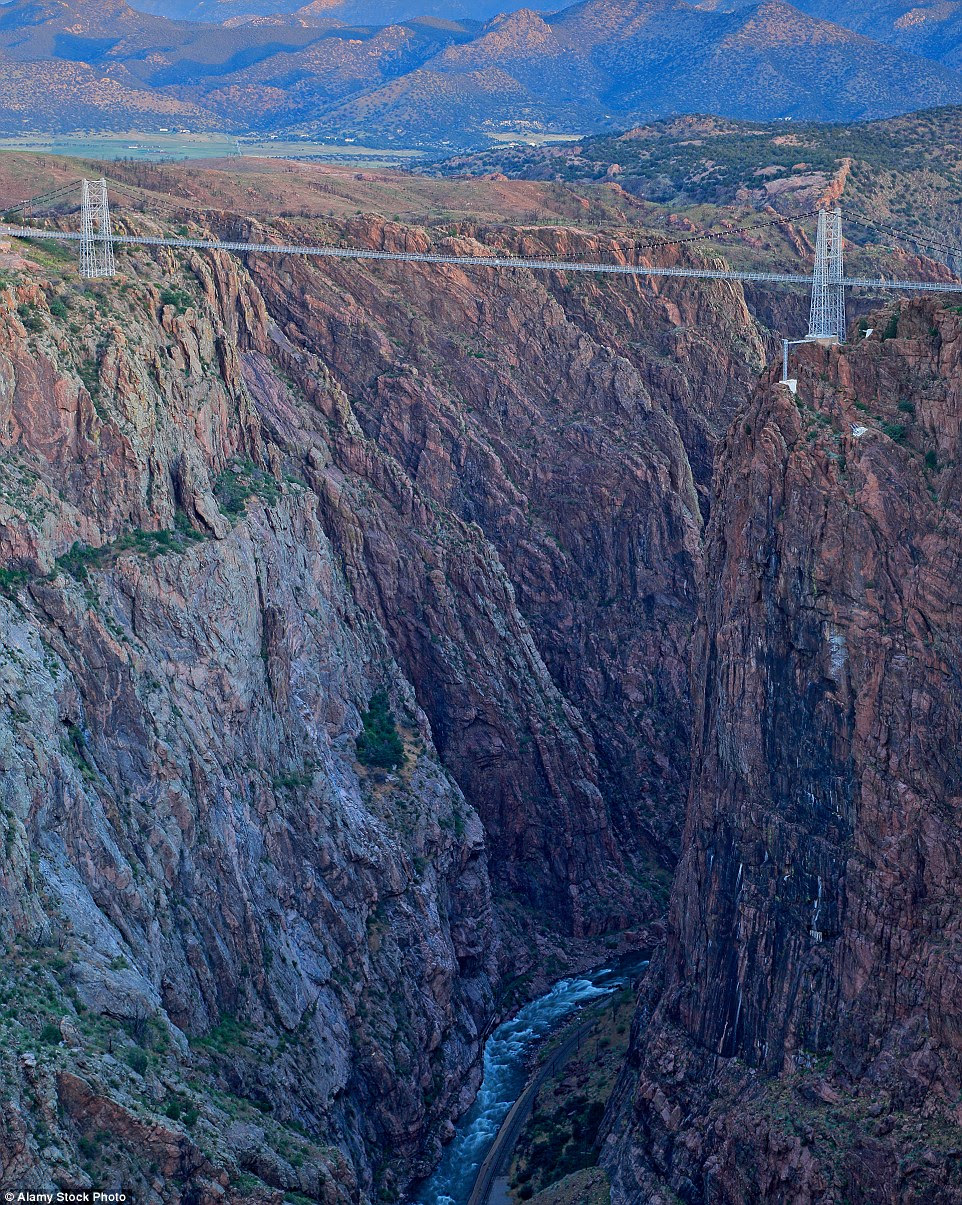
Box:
left=605, top=298, right=962, bottom=1203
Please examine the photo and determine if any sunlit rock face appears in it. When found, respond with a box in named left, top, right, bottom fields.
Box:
left=604, top=299, right=962, bottom=1205
left=0, top=253, right=501, bottom=1204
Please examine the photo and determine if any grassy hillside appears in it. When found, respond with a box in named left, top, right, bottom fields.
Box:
left=435, top=107, right=962, bottom=269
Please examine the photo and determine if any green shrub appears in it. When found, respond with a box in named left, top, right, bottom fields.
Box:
left=77, top=358, right=101, bottom=399
left=881, top=313, right=899, bottom=341
left=38, top=1022, right=62, bottom=1045
left=56, top=541, right=104, bottom=581
left=214, top=469, right=252, bottom=516
left=272, top=770, right=313, bottom=790
left=897, top=400, right=915, bottom=415
left=17, top=303, right=43, bottom=333
left=158, top=286, right=192, bottom=315
left=214, top=460, right=279, bottom=518
left=0, top=565, right=30, bottom=594
left=126, top=1047, right=149, bottom=1075
left=925, top=450, right=939, bottom=471
left=356, top=690, right=405, bottom=770
left=55, top=522, right=206, bottom=582
left=881, top=422, right=907, bottom=443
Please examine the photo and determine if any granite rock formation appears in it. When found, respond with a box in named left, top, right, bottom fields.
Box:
left=0, top=257, right=503, bottom=1203
left=0, top=201, right=774, bottom=1201
left=605, top=298, right=962, bottom=1204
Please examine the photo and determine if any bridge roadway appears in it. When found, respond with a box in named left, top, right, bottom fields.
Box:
left=3, top=223, right=962, bottom=294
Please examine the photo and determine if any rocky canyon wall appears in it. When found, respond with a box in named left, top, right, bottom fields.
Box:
left=0, top=202, right=781, bottom=1204
left=234, top=215, right=768, bottom=904
left=0, top=253, right=505, bottom=1204
left=605, top=298, right=962, bottom=1204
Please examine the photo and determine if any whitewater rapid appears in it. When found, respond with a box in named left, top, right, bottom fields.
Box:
left=410, top=952, right=649, bottom=1205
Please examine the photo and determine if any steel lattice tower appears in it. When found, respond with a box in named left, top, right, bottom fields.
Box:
left=79, top=179, right=96, bottom=278
left=79, top=178, right=116, bottom=279
left=807, top=207, right=845, bottom=342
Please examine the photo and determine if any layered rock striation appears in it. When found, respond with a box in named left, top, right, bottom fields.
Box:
left=605, top=299, right=962, bottom=1204
left=0, top=201, right=775, bottom=1201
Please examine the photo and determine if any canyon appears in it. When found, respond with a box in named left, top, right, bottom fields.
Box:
left=0, top=155, right=959, bottom=1205
left=0, top=164, right=762, bottom=1201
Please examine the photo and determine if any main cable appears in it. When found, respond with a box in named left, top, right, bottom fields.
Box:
left=847, top=212, right=962, bottom=262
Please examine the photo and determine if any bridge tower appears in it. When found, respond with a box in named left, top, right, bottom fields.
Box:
left=79, top=178, right=116, bottom=279
left=807, top=207, right=845, bottom=342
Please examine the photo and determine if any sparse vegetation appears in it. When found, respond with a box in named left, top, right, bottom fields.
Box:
left=356, top=690, right=406, bottom=771
left=0, top=565, right=30, bottom=595
left=272, top=769, right=315, bottom=790
left=54, top=520, right=208, bottom=582
left=508, top=987, right=634, bottom=1202
left=214, top=459, right=280, bottom=518
left=158, top=286, right=193, bottom=315
left=126, top=1046, right=149, bottom=1076
left=31, top=238, right=74, bottom=265
left=17, top=303, right=43, bottom=333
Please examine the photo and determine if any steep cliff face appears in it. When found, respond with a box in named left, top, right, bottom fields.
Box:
left=605, top=299, right=962, bottom=1203
left=234, top=215, right=767, bottom=904
left=0, top=194, right=777, bottom=1202
left=0, top=257, right=499, bottom=1203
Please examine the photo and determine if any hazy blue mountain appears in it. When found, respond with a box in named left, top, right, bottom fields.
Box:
left=126, top=0, right=555, bottom=21
left=790, top=0, right=962, bottom=68
left=0, top=0, right=960, bottom=145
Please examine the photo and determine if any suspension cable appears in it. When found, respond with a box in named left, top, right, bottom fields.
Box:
left=625, top=207, right=822, bottom=253
left=4, top=181, right=79, bottom=215
left=847, top=213, right=962, bottom=262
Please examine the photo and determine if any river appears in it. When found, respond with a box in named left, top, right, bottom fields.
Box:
left=409, top=951, right=649, bottom=1205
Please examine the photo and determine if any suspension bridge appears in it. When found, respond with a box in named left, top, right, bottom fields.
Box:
left=3, top=177, right=962, bottom=351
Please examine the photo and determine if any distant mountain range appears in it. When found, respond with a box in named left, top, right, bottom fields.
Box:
left=0, top=0, right=961, bottom=146
left=133, top=0, right=544, bottom=20
left=122, top=0, right=962, bottom=59
left=792, top=0, right=962, bottom=69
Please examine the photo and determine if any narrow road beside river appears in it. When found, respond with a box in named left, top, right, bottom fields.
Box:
left=467, top=1014, right=598, bottom=1205
left=410, top=952, right=648, bottom=1205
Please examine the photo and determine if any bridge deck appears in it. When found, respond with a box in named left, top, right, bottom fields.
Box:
left=2, top=224, right=961, bottom=294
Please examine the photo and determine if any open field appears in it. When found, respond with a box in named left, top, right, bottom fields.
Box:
left=0, top=132, right=428, bottom=166
left=486, top=132, right=584, bottom=146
